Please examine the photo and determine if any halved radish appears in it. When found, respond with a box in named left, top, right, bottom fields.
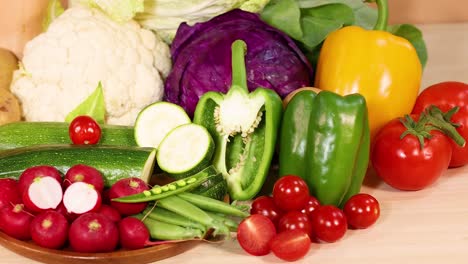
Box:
left=63, top=164, right=105, bottom=192
left=18, top=166, right=62, bottom=195
left=22, top=176, right=63, bottom=213
left=63, top=182, right=102, bottom=215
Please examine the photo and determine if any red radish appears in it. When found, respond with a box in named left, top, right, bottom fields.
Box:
left=0, top=178, right=21, bottom=210
left=63, top=164, right=105, bottom=192
left=118, top=216, right=150, bottom=249
left=55, top=202, right=76, bottom=222
left=102, top=188, right=111, bottom=204
left=69, top=212, right=119, bottom=253
left=0, top=204, right=33, bottom=240
left=22, top=176, right=63, bottom=213
left=97, top=204, right=121, bottom=222
left=63, top=182, right=102, bottom=215
left=109, top=177, right=149, bottom=215
left=18, top=166, right=62, bottom=194
left=30, top=211, right=69, bottom=249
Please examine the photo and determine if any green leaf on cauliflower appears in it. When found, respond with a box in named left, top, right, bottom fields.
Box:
left=134, top=0, right=271, bottom=43
left=76, top=0, right=144, bottom=22
left=42, top=0, right=65, bottom=31
left=65, top=82, right=106, bottom=124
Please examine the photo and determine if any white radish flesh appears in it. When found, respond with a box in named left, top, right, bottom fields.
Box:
left=63, top=182, right=101, bottom=214
left=26, top=176, right=63, bottom=211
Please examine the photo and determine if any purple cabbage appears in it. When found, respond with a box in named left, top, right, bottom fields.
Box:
left=164, top=9, right=313, bottom=116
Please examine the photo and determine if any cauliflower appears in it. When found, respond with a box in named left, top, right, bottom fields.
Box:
left=11, top=6, right=171, bottom=125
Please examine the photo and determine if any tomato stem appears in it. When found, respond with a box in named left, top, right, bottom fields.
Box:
left=425, top=106, right=466, bottom=147
left=399, top=106, right=466, bottom=150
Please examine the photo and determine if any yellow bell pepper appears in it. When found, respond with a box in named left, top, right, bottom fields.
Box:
left=314, top=0, right=422, bottom=140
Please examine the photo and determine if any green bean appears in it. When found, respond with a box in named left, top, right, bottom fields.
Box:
left=113, top=165, right=218, bottom=203
left=143, top=207, right=207, bottom=232
left=134, top=214, right=204, bottom=241
left=157, top=196, right=230, bottom=236
left=177, top=192, right=249, bottom=218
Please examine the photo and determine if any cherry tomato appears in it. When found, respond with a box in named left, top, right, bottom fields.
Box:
left=270, top=230, right=311, bottom=262
left=273, top=175, right=309, bottom=212
left=250, top=196, right=284, bottom=226
left=372, top=115, right=452, bottom=190
left=301, top=196, right=320, bottom=219
left=343, top=193, right=380, bottom=229
left=69, top=115, right=102, bottom=145
left=236, top=214, right=276, bottom=256
left=412, top=81, right=468, bottom=167
left=277, top=211, right=312, bottom=239
left=311, top=205, right=347, bottom=243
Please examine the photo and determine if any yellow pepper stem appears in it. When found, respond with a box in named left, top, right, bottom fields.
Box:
left=366, top=0, right=389, bottom=31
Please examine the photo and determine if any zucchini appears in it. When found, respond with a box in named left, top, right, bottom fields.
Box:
left=157, top=123, right=214, bottom=179
left=0, top=122, right=136, bottom=150
left=0, top=145, right=156, bottom=187
left=134, top=102, right=191, bottom=148
left=191, top=173, right=228, bottom=201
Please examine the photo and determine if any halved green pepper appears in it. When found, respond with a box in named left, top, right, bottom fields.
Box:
left=193, top=40, right=282, bottom=201
left=279, top=90, right=370, bottom=207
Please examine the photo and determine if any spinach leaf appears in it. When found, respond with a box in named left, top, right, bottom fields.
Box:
left=389, top=24, right=428, bottom=68
left=300, top=4, right=354, bottom=49
left=260, top=0, right=302, bottom=40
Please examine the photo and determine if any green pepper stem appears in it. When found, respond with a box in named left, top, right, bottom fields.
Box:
left=369, top=0, right=389, bottom=31
left=230, top=40, right=249, bottom=93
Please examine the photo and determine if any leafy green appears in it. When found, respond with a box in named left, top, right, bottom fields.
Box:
left=76, top=0, right=144, bottom=22
left=388, top=24, right=428, bottom=68
left=296, top=0, right=377, bottom=29
left=42, top=0, right=65, bottom=31
left=135, top=0, right=271, bottom=43
left=65, top=82, right=106, bottom=124
left=260, top=0, right=377, bottom=68
left=300, top=4, right=355, bottom=49
left=260, top=0, right=427, bottom=69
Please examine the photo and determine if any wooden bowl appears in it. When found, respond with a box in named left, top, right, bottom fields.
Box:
left=0, top=231, right=199, bottom=264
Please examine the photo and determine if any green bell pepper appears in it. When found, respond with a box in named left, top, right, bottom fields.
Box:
left=193, top=40, right=282, bottom=201
left=279, top=90, right=370, bottom=207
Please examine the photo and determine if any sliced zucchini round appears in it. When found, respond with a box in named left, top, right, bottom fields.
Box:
left=156, top=123, right=214, bottom=178
left=134, top=102, right=191, bottom=148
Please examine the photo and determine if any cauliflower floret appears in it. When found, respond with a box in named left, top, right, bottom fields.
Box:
left=11, top=7, right=171, bottom=125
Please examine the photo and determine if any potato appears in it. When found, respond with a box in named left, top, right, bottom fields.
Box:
left=0, top=47, right=19, bottom=91
left=0, top=89, right=22, bottom=125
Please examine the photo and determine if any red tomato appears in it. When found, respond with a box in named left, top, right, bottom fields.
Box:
left=301, top=196, right=320, bottom=219
left=310, top=205, right=347, bottom=243
left=343, top=193, right=380, bottom=229
left=371, top=115, right=452, bottom=190
left=236, top=214, right=276, bottom=256
left=69, top=116, right=102, bottom=145
left=273, top=175, right=309, bottom=212
left=250, top=196, right=284, bottom=226
left=270, top=230, right=311, bottom=262
left=412, top=81, right=468, bottom=167
left=277, top=211, right=312, bottom=238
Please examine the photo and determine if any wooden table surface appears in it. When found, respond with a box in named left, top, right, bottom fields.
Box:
left=2, top=22, right=468, bottom=264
